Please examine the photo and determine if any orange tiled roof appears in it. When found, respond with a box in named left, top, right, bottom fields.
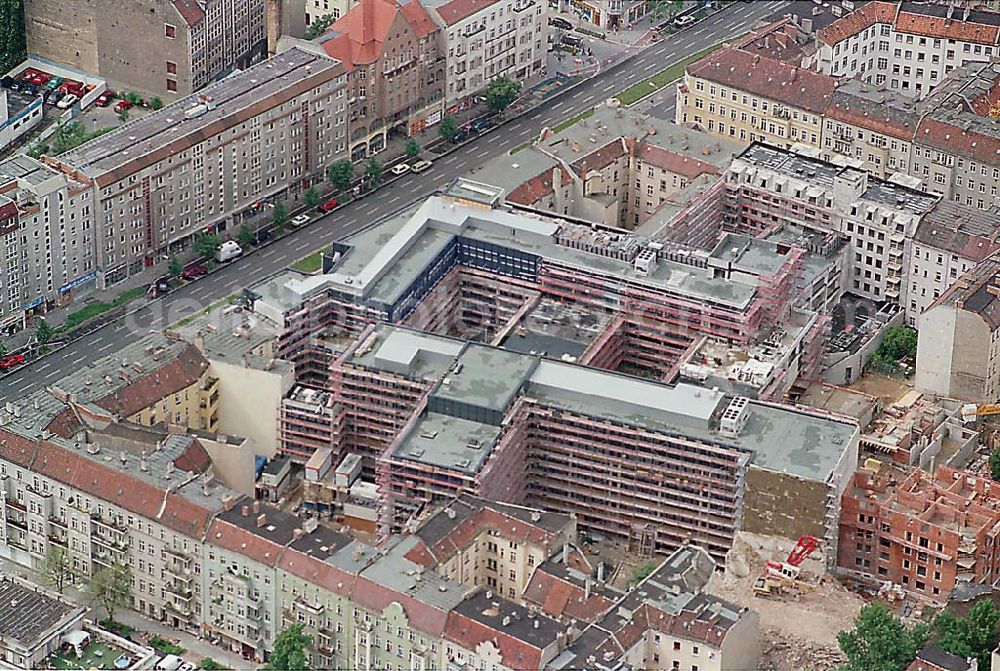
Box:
left=895, top=10, right=1000, bottom=45
left=636, top=142, right=720, bottom=180
left=817, top=2, right=898, bottom=46
left=826, top=93, right=919, bottom=141
left=916, top=116, right=1000, bottom=165
left=686, top=47, right=836, bottom=115
left=321, top=0, right=436, bottom=66
left=431, top=0, right=499, bottom=27
left=207, top=517, right=287, bottom=567
left=507, top=165, right=573, bottom=206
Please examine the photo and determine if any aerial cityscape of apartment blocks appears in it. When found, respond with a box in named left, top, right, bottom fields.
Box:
left=3, top=0, right=1000, bottom=668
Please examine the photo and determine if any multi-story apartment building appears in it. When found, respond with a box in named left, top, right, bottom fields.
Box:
left=317, top=0, right=446, bottom=160
left=0, top=156, right=95, bottom=335
left=43, top=47, right=347, bottom=290
left=679, top=16, right=1000, bottom=215
left=904, top=200, right=1000, bottom=326
left=916, top=257, right=1000, bottom=402
left=306, top=0, right=355, bottom=25
left=725, top=143, right=939, bottom=305
left=405, top=494, right=576, bottom=601
left=839, top=462, right=1000, bottom=604
left=812, top=1, right=1000, bottom=99
left=422, top=0, right=548, bottom=107
left=678, top=35, right=833, bottom=150
left=25, top=0, right=269, bottom=99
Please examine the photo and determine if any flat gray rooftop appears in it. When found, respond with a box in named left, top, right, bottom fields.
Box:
left=432, top=344, right=538, bottom=413
left=350, top=324, right=463, bottom=380
left=393, top=412, right=501, bottom=475
left=56, top=47, right=341, bottom=178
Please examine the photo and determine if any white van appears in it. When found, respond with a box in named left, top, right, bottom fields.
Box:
left=155, top=654, right=184, bottom=671
left=215, top=240, right=243, bottom=263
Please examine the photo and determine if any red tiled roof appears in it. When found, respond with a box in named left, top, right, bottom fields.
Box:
left=636, top=142, right=720, bottom=180
left=916, top=116, right=1000, bottom=165
left=207, top=517, right=287, bottom=567
left=895, top=11, right=1000, bottom=46
left=571, top=139, right=628, bottom=175
left=970, top=79, right=1000, bottom=117
left=31, top=439, right=214, bottom=539
left=418, top=506, right=566, bottom=567
left=430, top=0, right=499, bottom=27
left=320, top=0, right=436, bottom=66
left=95, top=344, right=209, bottom=419
left=825, top=94, right=919, bottom=141
left=280, top=548, right=359, bottom=598
left=0, top=429, right=38, bottom=468
left=686, top=47, right=836, bottom=115
left=817, top=2, right=898, bottom=46
left=507, top=165, right=573, bottom=206
left=172, top=0, right=205, bottom=26
left=523, top=567, right=615, bottom=623
left=172, top=438, right=212, bottom=474
left=444, top=609, right=544, bottom=670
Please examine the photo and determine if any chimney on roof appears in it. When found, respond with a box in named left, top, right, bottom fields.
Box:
left=242, top=504, right=250, bottom=517
left=293, top=528, right=304, bottom=540
left=222, top=495, right=234, bottom=511
left=585, top=578, right=591, bottom=600
left=253, top=500, right=260, bottom=514
left=140, top=450, right=148, bottom=472
left=562, top=542, right=569, bottom=563
left=257, top=513, right=267, bottom=527
left=597, top=562, right=606, bottom=583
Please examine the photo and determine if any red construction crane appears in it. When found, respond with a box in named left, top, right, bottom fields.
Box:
left=786, top=535, right=819, bottom=567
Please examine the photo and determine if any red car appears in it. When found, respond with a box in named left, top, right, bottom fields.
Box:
left=318, top=197, right=339, bottom=213
left=0, top=354, right=25, bottom=370
left=95, top=90, right=115, bottom=107
left=181, top=264, right=207, bottom=280
left=114, top=99, right=132, bottom=113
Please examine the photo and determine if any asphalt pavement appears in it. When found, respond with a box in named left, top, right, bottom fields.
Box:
left=0, top=0, right=786, bottom=400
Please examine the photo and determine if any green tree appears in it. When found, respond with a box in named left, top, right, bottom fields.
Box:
left=199, top=659, right=226, bottom=671
left=438, top=116, right=460, bottom=143
left=148, top=96, right=164, bottom=110
left=86, top=565, right=131, bottom=624
left=838, top=603, right=928, bottom=671
left=327, top=159, right=354, bottom=192
left=272, top=202, right=288, bottom=229
left=305, top=13, right=336, bottom=39
left=0, top=340, right=6, bottom=357
left=0, top=0, right=27, bottom=75
left=484, top=76, right=522, bottom=115
left=304, top=186, right=322, bottom=209
left=35, top=318, right=54, bottom=345
left=365, top=158, right=383, bottom=186
left=237, top=223, right=255, bottom=248
left=117, top=108, right=129, bottom=123
left=991, top=448, right=1000, bottom=483
left=124, top=91, right=143, bottom=105
left=42, top=545, right=73, bottom=594
left=876, top=324, right=918, bottom=362
left=194, top=232, right=221, bottom=260
left=405, top=138, right=421, bottom=160
left=168, top=255, right=183, bottom=277
left=265, top=623, right=311, bottom=671
left=932, top=600, right=1000, bottom=670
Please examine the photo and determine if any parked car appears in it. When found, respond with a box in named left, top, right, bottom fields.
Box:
left=45, top=76, right=63, bottom=91
left=411, top=159, right=433, bottom=174
left=257, top=229, right=273, bottom=243
left=149, top=275, right=171, bottom=297
left=215, top=240, right=243, bottom=263
left=390, top=163, right=411, bottom=176
left=550, top=16, right=573, bottom=30
left=672, top=14, right=696, bottom=28
left=0, top=354, right=25, bottom=370
left=155, top=655, right=184, bottom=671
left=46, top=90, right=63, bottom=106
left=181, top=263, right=207, bottom=280
left=470, top=118, right=493, bottom=133
left=561, top=33, right=583, bottom=48
left=318, top=197, right=339, bottom=213
left=56, top=93, right=78, bottom=109
left=178, top=663, right=197, bottom=671
left=95, top=89, right=115, bottom=107
left=291, top=213, right=311, bottom=227
left=114, top=99, right=132, bottom=113
left=452, top=128, right=470, bottom=143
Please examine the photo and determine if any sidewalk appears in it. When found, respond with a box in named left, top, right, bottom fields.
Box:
left=0, top=556, right=250, bottom=670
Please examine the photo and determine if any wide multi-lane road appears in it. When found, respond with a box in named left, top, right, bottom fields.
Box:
left=0, top=0, right=786, bottom=399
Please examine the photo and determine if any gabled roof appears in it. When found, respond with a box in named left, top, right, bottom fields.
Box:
left=895, top=9, right=1000, bottom=46
left=817, top=2, right=898, bottom=46
left=319, top=0, right=436, bottom=67
left=427, top=0, right=498, bottom=27
left=826, top=90, right=920, bottom=141
left=506, top=165, right=573, bottom=206
left=915, top=116, right=1000, bottom=165
left=909, top=646, right=975, bottom=671
left=635, top=142, right=721, bottom=180
left=172, top=0, right=205, bottom=27
left=686, top=47, right=836, bottom=115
